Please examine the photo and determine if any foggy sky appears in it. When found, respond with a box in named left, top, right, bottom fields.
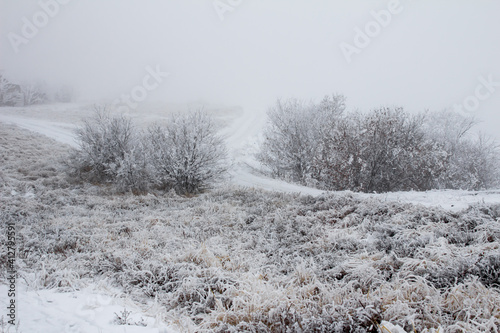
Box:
left=1, top=0, right=499, bottom=135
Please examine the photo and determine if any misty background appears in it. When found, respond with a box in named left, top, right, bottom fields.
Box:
left=1, top=0, right=499, bottom=136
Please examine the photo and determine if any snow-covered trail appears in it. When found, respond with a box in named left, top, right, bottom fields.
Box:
left=0, top=113, right=78, bottom=147
left=219, top=105, right=326, bottom=195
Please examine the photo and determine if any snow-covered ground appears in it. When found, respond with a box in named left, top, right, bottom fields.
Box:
left=0, top=283, right=177, bottom=333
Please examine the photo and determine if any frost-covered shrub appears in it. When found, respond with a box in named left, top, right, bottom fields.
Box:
left=356, top=108, right=447, bottom=192
left=67, top=105, right=148, bottom=193
left=146, top=110, right=227, bottom=194
left=424, top=110, right=500, bottom=190
left=68, top=107, right=227, bottom=194
left=258, top=95, right=345, bottom=183
left=259, top=98, right=500, bottom=192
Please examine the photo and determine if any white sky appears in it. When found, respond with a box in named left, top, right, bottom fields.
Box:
left=1, top=0, right=499, bottom=136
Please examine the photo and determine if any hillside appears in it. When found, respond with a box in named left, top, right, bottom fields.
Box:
left=1, top=121, right=500, bottom=332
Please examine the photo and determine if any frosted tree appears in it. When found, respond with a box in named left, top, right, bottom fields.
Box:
left=147, top=110, right=227, bottom=194
left=0, top=74, right=21, bottom=106
left=67, top=105, right=148, bottom=192
left=258, top=94, right=346, bottom=184
left=21, top=83, right=47, bottom=105
left=423, top=110, right=500, bottom=190
left=312, top=113, right=364, bottom=190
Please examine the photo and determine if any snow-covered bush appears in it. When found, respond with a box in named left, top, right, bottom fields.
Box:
left=312, top=107, right=448, bottom=192
left=424, top=110, right=500, bottom=190
left=354, top=108, right=447, bottom=192
left=258, top=95, right=345, bottom=183
left=258, top=98, right=315, bottom=182
left=146, top=110, right=227, bottom=194
left=67, top=107, right=227, bottom=194
left=67, top=105, right=149, bottom=193
left=259, top=98, right=500, bottom=192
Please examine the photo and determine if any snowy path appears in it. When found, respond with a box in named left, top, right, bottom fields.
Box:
left=0, top=113, right=78, bottom=147
left=219, top=106, right=326, bottom=195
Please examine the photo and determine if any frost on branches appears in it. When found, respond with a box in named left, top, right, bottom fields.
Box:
left=66, top=106, right=227, bottom=194
left=258, top=96, right=500, bottom=192
left=147, top=110, right=228, bottom=194
left=258, top=94, right=346, bottom=185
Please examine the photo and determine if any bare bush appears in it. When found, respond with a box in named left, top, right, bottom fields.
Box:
left=259, top=98, right=500, bottom=192
left=21, top=83, right=48, bottom=106
left=147, top=110, right=228, bottom=194
left=67, top=105, right=148, bottom=192
left=258, top=95, right=345, bottom=183
left=354, top=108, right=447, bottom=192
left=424, top=110, right=500, bottom=190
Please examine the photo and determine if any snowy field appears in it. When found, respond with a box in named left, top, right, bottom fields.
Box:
left=1, top=105, right=500, bottom=332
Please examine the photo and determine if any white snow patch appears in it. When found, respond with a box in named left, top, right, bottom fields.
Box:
left=0, top=282, right=178, bottom=333
left=379, top=321, right=406, bottom=333
left=362, top=189, right=500, bottom=212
